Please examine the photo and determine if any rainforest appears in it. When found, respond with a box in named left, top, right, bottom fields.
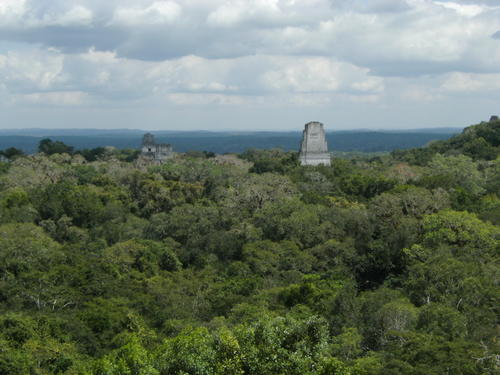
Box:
left=0, top=118, right=498, bottom=375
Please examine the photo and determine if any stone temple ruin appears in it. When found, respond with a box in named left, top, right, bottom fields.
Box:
left=141, top=133, right=174, bottom=162
left=299, top=121, right=331, bottom=166
left=140, top=122, right=332, bottom=165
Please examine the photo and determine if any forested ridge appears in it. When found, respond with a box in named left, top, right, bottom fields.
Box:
left=0, top=129, right=458, bottom=155
left=0, top=119, right=498, bottom=374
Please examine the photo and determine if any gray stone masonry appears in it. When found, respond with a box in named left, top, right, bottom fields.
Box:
left=299, top=121, right=331, bottom=166
left=141, top=133, right=174, bottom=162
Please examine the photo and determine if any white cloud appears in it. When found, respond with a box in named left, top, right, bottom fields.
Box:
left=401, top=87, right=445, bottom=102
left=0, top=0, right=499, bottom=129
left=260, top=57, right=384, bottom=95
left=261, top=59, right=341, bottom=92
left=206, top=0, right=328, bottom=28
left=0, top=50, right=65, bottom=92
left=112, top=1, right=181, bottom=26
left=435, top=1, right=487, bottom=17
left=0, top=1, right=94, bottom=28
left=0, top=0, right=498, bottom=74
left=352, top=77, right=385, bottom=93
left=166, top=93, right=246, bottom=105
left=441, top=72, right=500, bottom=92
left=52, top=5, right=93, bottom=26
left=288, top=93, right=333, bottom=107
left=0, top=0, right=27, bottom=26
left=206, top=0, right=281, bottom=27
left=17, top=91, right=89, bottom=106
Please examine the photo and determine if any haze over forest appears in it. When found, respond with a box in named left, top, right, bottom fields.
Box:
left=0, top=127, right=462, bottom=154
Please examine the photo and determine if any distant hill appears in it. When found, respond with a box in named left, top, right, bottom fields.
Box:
left=0, top=128, right=460, bottom=154
left=393, top=117, right=500, bottom=163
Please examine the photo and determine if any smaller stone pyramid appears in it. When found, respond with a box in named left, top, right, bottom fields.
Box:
left=141, top=133, right=174, bottom=162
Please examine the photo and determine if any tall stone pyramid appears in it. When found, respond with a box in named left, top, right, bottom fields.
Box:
left=299, top=121, right=331, bottom=166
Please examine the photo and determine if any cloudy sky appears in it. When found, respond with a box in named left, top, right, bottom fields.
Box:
left=0, top=0, right=499, bottom=130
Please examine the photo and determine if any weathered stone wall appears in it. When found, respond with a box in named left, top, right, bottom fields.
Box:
left=141, top=133, right=174, bottom=162
left=299, top=122, right=331, bottom=166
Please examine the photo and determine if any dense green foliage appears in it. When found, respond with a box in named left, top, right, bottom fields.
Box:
left=0, top=147, right=24, bottom=160
left=393, top=117, right=500, bottom=164
left=38, top=139, right=75, bottom=156
left=0, top=121, right=498, bottom=374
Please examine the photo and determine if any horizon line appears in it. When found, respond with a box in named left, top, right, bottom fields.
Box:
left=0, top=126, right=466, bottom=133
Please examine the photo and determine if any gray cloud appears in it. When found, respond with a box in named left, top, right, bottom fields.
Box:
left=440, top=0, right=500, bottom=4
left=0, top=0, right=500, bottom=130
left=1, top=0, right=499, bottom=74
left=332, top=0, right=412, bottom=14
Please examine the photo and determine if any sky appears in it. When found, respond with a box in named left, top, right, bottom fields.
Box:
left=0, top=0, right=499, bottom=131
